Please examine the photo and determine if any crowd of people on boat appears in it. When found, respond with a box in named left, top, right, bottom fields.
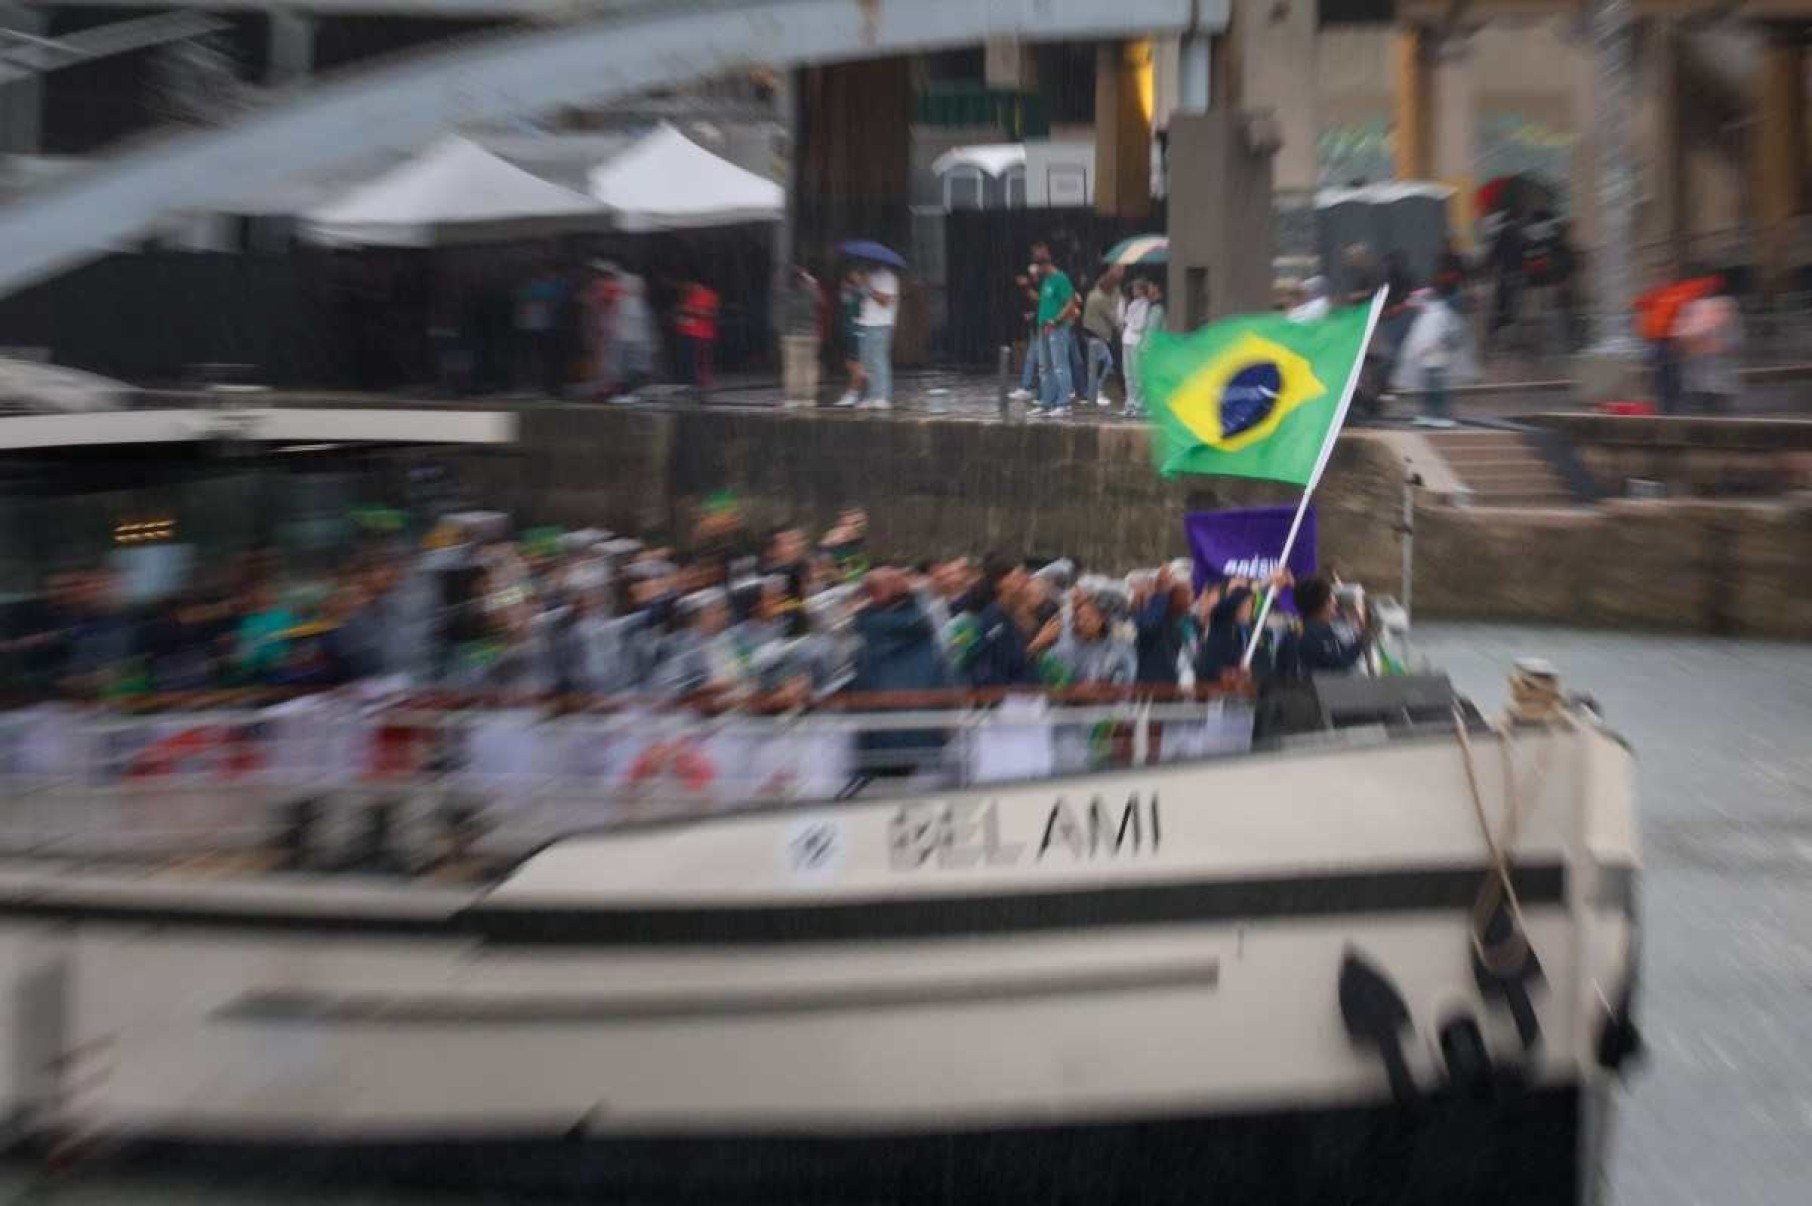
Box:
left=0, top=502, right=1374, bottom=706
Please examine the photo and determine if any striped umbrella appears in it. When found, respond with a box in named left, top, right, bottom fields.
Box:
left=1103, top=234, right=1169, bottom=266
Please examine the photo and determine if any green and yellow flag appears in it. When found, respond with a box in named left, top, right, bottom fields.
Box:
left=1137, top=298, right=1379, bottom=485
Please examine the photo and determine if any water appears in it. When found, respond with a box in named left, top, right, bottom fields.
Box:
left=6, top=624, right=1810, bottom=1204
left=1419, top=625, right=1812, bottom=1206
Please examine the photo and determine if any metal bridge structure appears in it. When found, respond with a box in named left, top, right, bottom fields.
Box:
left=0, top=0, right=1225, bottom=297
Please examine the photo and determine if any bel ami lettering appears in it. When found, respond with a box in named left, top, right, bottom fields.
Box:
left=888, top=794, right=1161, bottom=871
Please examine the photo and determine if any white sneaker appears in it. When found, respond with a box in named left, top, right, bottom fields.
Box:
left=833, top=392, right=858, bottom=408
left=1027, top=407, right=1049, bottom=421
left=1049, top=407, right=1072, bottom=421
left=1095, top=394, right=1113, bottom=408
left=869, top=398, right=892, bottom=411
left=1008, top=387, right=1033, bottom=402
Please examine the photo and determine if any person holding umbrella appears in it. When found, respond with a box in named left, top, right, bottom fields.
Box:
left=839, top=241, right=903, bottom=411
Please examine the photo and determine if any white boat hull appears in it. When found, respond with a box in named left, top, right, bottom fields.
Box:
left=0, top=721, right=1639, bottom=1201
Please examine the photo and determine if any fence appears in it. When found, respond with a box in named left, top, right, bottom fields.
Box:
left=0, top=690, right=1256, bottom=868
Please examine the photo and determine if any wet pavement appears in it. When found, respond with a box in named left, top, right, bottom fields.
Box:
left=695, top=366, right=1811, bottom=422
left=1, top=625, right=1808, bottom=1203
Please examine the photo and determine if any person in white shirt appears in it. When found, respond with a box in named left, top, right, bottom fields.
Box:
left=855, top=262, right=898, bottom=411
left=1119, top=278, right=1153, bottom=418
left=1288, top=276, right=1331, bottom=324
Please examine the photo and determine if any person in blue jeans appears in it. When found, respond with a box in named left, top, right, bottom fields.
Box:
left=1010, top=269, right=1042, bottom=401
left=1030, top=246, right=1078, bottom=417
left=1081, top=267, right=1123, bottom=406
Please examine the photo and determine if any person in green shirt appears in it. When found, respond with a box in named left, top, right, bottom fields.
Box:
left=1030, top=243, right=1078, bottom=417
left=235, top=580, right=295, bottom=685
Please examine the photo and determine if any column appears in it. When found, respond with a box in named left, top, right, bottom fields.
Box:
left=770, top=68, right=797, bottom=338
left=983, top=40, right=1037, bottom=91
left=1393, top=27, right=1433, bottom=181
left=1234, top=0, right=1318, bottom=194
left=268, top=11, right=315, bottom=88
left=1094, top=40, right=1153, bottom=220
left=1165, top=27, right=1275, bottom=327
left=1586, top=0, right=1640, bottom=356
left=1753, top=26, right=1806, bottom=293
left=1430, top=34, right=1477, bottom=244
left=0, top=5, right=45, bottom=153
left=1638, top=19, right=1686, bottom=272
left=1569, top=26, right=1600, bottom=255
left=795, top=58, right=914, bottom=259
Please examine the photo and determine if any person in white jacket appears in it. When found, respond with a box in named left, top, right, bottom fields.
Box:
left=1391, top=287, right=1478, bottom=425
left=1119, top=278, right=1154, bottom=418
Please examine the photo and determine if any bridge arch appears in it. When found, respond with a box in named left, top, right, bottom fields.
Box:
left=0, top=0, right=1214, bottom=296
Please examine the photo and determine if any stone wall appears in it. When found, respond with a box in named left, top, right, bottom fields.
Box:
left=1528, top=414, right=1812, bottom=499
left=1407, top=498, right=1812, bottom=638
left=438, top=405, right=1812, bottom=637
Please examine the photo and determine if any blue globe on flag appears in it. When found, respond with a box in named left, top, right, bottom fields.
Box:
left=1220, top=362, right=1283, bottom=439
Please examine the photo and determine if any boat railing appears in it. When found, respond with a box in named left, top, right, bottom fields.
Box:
left=0, top=687, right=1257, bottom=869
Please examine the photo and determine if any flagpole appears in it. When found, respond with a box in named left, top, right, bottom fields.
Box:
left=1240, top=287, right=1389, bottom=671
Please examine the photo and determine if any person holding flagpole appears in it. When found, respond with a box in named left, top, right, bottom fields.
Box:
left=1136, top=287, right=1389, bottom=672
left=1273, top=576, right=1370, bottom=681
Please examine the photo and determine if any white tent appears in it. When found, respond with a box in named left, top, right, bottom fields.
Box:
left=300, top=135, right=605, bottom=247
left=586, top=123, right=784, bottom=232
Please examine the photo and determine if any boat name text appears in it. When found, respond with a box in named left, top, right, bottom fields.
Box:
left=888, top=794, right=1161, bottom=870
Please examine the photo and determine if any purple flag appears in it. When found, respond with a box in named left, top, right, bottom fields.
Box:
left=1184, top=505, right=1317, bottom=613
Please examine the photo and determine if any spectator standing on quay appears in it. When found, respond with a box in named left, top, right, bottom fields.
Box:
left=1008, top=264, right=1043, bottom=402
left=833, top=267, right=868, bottom=408
left=779, top=265, right=825, bottom=410
left=612, top=271, right=656, bottom=401
left=1081, top=266, right=1123, bottom=408
left=1676, top=276, right=1742, bottom=415
left=1393, top=286, right=1476, bottom=426
left=1030, top=245, right=1078, bottom=420
left=1288, top=276, right=1331, bottom=324
left=515, top=263, right=567, bottom=396
left=853, top=257, right=898, bottom=411
left=583, top=260, right=621, bottom=401
left=673, top=277, right=721, bottom=400
left=1120, top=277, right=1154, bottom=418
left=1635, top=271, right=1714, bottom=416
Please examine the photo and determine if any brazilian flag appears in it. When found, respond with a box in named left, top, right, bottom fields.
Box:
left=1138, top=300, right=1377, bottom=485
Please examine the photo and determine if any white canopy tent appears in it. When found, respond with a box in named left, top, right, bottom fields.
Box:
left=300, top=135, right=606, bottom=247
left=586, top=123, right=784, bottom=232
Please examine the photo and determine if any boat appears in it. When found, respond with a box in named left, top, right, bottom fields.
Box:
left=0, top=666, right=1639, bottom=1204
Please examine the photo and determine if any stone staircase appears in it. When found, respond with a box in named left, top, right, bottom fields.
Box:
left=1425, top=430, right=1579, bottom=508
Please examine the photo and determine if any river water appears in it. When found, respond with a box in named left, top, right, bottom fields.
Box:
left=2, top=624, right=1808, bottom=1204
